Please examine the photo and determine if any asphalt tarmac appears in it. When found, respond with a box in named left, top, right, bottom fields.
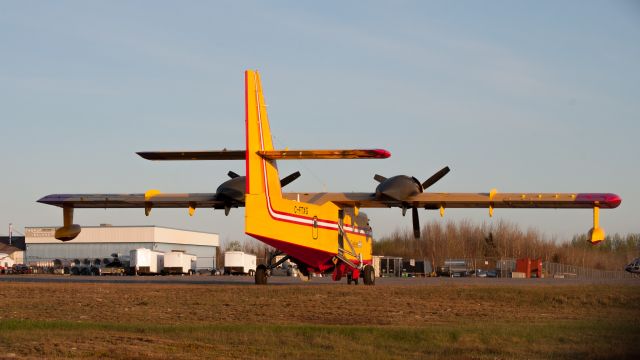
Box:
left=0, top=274, right=637, bottom=286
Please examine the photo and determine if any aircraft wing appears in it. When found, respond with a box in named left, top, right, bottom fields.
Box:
left=283, top=192, right=622, bottom=209
left=38, top=193, right=239, bottom=209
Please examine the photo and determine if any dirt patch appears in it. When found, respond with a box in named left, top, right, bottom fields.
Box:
left=0, top=282, right=637, bottom=326
left=0, top=282, right=638, bottom=359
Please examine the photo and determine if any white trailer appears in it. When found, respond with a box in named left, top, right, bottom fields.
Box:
left=224, top=251, right=256, bottom=276
left=130, top=248, right=164, bottom=275
left=163, top=250, right=197, bottom=275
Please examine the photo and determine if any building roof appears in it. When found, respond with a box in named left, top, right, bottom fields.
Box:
left=25, top=225, right=218, bottom=236
left=25, top=226, right=219, bottom=247
left=0, top=236, right=25, bottom=251
left=0, top=243, right=23, bottom=254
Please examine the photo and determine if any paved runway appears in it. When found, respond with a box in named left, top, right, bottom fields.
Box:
left=0, top=274, right=637, bottom=286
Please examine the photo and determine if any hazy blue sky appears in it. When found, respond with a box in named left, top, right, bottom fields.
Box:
left=1, top=1, right=638, bottom=244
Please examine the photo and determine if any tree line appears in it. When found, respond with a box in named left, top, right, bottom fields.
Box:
left=374, top=219, right=639, bottom=271
left=220, top=220, right=639, bottom=271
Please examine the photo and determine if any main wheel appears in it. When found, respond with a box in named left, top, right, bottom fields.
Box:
left=363, top=265, right=375, bottom=285
left=347, top=273, right=353, bottom=285
left=297, top=266, right=310, bottom=282
left=255, top=265, right=268, bottom=285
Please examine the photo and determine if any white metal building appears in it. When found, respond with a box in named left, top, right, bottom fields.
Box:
left=25, top=225, right=219, bottom=270
left=0, top=243, right=24, bottom=266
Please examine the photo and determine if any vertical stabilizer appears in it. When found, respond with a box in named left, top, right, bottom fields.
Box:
left=245, top=70, right=282, bottom=201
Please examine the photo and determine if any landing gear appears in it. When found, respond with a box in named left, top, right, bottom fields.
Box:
left=363, top=264, right=375, bottom=286
left=296, top=265, right=310, bottom=282
left=255, top=264, right=268, bottom=285
left=347, top=273, right=359, bottom=285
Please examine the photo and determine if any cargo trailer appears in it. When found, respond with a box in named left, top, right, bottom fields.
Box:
left=224, top=251, right=256, bottom=276
left=130, top=248, right=164, bottom=275
left=163, top=250, right=196, bottom=275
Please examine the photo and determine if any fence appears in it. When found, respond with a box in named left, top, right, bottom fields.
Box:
left=490, top=258, right=634, bottom=279
left=544, top=261, right=634, bottom=279
left=446, top=258, right=634, bottom=279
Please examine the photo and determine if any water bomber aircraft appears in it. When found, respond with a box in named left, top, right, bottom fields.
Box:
left=39, top=70, right=622, bottom=285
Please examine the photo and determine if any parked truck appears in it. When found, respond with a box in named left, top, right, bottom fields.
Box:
left=100, top=255, right=129, bottom=276
left=224, top=251, right=256, bottom=276
left=437, top=259, right=473, bottom=277
left=163, top=250, right=197, bottom=275
left=130, top=248, right=164, bottom=275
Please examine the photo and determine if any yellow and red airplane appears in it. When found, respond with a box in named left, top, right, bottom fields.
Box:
left=39, top=70, right=622, bottom=285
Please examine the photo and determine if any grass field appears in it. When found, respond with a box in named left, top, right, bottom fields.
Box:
left=0, top=280, right=638, bottom=359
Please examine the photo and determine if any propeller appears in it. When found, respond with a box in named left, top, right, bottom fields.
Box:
left=217, top=170, right=301, bottom=215
left=375, top=166, right=450, bottom=239
left=421, top=166, right=450, bottom=190
left=280, top=171, right=301, bottom=188
left=412, top=207, right=420, bottom=238
left=374, top=174, right=387, bottom=183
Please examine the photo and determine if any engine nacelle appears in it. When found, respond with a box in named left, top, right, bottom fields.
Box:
left=375, top=175, right=423, bottom=201
left=54, top=224, right=81, bottom=241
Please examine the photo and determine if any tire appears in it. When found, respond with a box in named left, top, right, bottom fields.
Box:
left=255, top=265, right=268, bottom=285
left=363, top=265, right=375, bottom=286
left=347, top=273, right=353, bottom=285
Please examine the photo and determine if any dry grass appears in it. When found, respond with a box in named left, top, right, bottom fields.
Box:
left=0, top=282, right=638, bottom=359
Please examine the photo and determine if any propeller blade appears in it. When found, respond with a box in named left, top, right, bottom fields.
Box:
left=374, top=174, right=387, bottom=183
left=421, top=166, right=450, bottom=190
left=280, top=171, right=301, bottom=188
left=412, top=206, right=420, bottom=238
left=228, top=171, right=240, bottom=179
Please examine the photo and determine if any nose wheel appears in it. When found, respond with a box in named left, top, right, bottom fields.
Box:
left=347, top=273, right=359, bottom=285
left=255, top=264, right=268, bottom=285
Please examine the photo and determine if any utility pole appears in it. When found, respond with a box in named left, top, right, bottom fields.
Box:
left=9, top=223, right=12, bottom=246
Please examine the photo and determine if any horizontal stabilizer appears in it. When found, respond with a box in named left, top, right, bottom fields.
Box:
left=258, top=149, right=390, bottom=160
left=137, top=150, right=245, bottom=161
left=138, top=149, right=391, bottom=161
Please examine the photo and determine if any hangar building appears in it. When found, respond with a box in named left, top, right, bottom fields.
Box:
left=25, top=225, right=219, bottom=270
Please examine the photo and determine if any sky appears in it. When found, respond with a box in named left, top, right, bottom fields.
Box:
left=1, top=1, right=638, bottom=245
